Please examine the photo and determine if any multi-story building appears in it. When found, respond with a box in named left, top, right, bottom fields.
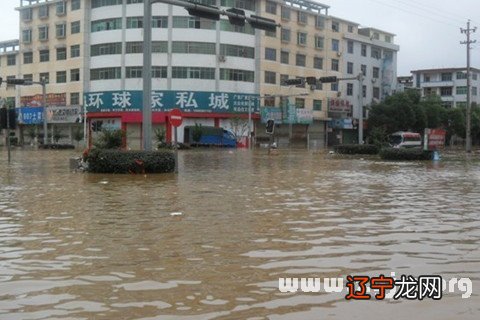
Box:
left=0, top=0, right=399, bottom=148
left=411, top=68, right=480, bottom=109
left=397, top=75, right=414, bottom=92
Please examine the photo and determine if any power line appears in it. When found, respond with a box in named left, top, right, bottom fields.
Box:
left=364, top=0, right=462, bottom=28
left=392, top=0, right=466, bottom=25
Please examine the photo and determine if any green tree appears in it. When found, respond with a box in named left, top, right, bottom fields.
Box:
left=192, top=123, right=203, bottom=145
left=94, top=129, right=125, bottom=149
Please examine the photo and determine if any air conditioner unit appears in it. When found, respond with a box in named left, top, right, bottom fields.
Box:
left=310, top=84, right=316, bottom=91
left=218, top=55, right=226, bottom=62
left=336, top=91, right=341, bottom=97
left=336, top=51, right=342, bottom=57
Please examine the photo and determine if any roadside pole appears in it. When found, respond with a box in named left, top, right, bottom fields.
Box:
left=174, top=126, right=178, bottom=174
left=6, top=106, right=11, bottom=164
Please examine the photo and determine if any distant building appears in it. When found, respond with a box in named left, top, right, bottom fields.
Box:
left=411, top=68, right=480, bottom=108
left=0, top=0, right=399, bottom=148
left=396, top=75, right=414, bottom=92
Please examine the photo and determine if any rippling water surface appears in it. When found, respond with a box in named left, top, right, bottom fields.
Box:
left=0, top=149, right=479, bottom=319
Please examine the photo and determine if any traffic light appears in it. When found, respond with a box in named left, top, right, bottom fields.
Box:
left=283, top=78, right=304, bottom=86
left=318, top=76, right=338, bottom=83
left=6, top=78, right=27, bottom=85
left=226, top=8, right=245, bottom=26
left=186, top=2, right=220, bottom=20
left=266, top=119, right=275, bottom=134
left=0, top=108, right=15, bottom=129
left=247, top=15, right=277, bottom=33
left=306, top=77, right=317, bottom=85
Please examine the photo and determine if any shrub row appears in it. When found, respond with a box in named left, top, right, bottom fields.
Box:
left=334, top=144, right=379, bottom=155
left=86, top=149, right=175, bottom=174
left=379, top=148, right=434, bottom=161
left=40, top=144, right=75, bottom=150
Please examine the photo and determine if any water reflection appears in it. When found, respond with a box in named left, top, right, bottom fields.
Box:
left=0, top=148, right=479, bottom=319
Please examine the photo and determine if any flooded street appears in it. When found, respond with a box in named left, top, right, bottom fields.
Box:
left=0, top=149, right=479, bottom=319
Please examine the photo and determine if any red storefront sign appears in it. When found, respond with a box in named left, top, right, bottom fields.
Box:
left=426, top=129, right=446, bottom=150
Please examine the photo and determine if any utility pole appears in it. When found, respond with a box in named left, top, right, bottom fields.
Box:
left=461, top=20, right=477, bottom=153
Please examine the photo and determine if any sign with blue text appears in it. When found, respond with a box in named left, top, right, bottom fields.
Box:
left=17, top=107, right=44, bottom=125
left=84, top=90, right=260, bottom=114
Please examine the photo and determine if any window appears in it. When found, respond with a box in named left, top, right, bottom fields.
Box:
left=456, top=72, right=467, bottom=80
left=266, top=1, right=277, bottom=14
left=331, top=59, right=339, bottom=71
left=6, top=76, right=16, bottom=88
left=295, top=77, right=305, bottom=88
left=91, top=67, right=122, bottom=80
left=71, top=93, right=80, bottom=105
left=371, top=47, right=381, bottom=59
left=424, top=75, right=430, bottom=82
left=40, top=72, right=49, bottom=83
left=385, top=35, right=391, bottom=43
left=23, top=52, right=33, bottom=64
left=56, top=23, right=66, bottom=38
left=373, top=67, right=380, bottom=78
left=152, top=16, right=168, bottom=28
left=127, top=17, right=143, bottom=28
left=348, top=25, right=354, bottom=33
left=39, top=50, right=49, bottom=62
left=220, top=68, right=254, bottom=82
left=126, top=67, right=142, bottom=78
left=172, top=42, right=215, bottom=54
left=71, top=69, right=80, bottom=82
left=315, top=16, right=325, bottom=29
left=296, top=53, right=306, bottom=67
left=298, top=11, right=307, bottom=24
left=281, top=28, right=291, bottom=42
left=297, top=32, right=307, bottom=46
left=126, top=42, right=142, bottom=53
left=265, top=71, right=276, bottom=84
left=57, top=47, right=67, bottom=60
left=21, top=8, right=32, bottom=21
left=71, top=21, right=80, bottom=34
left=440, top=87, right=452, bottom=96
left=473, top=87, right=478, bottom=96
left=456, top=86, right=467, bottom=95
left=347, top=41, right=354, bottom=54
left=92, top=0, right=122, bottom=8
left=265, top=30, right=276, bottom=38
left=361, top=44, right=367, bottom=57
left=56, top=71, right=67, bottom=84
left=331, top=83, right=338, bottom=91
left=38, top=5, right=48, bottom=18
left=438, top=73, right=451, bottom=81
left=280, top=74, right=289, bottom=86
left=219, top=20, right=254, bottom=34
left=56, top=1, right=66, bottom=15
left=347, top=83, right=353, bottom=96
left=332, top=39, right=339, bottom=52
left=313, top=100, right=322, bottom=111
left=362, top=85, right=366, bottom=98
left=281, top=6, right=290, bottom=20
left=125, top=66, right=167, bottom=78
left=473, top=73, right=478, bottom=80
left=314, top=36, right=324, bottom=49
left=361, top=64, right=367, bottom=76
left=373, top=87, right=380, bottom=99
left=373, top=32, right=380, bottom=40
left=91, top=43, right=121, bottom=56
left=347, top=62, right=354, bottom=74
left=151, top=66, right=167, bottom=78
left=220, top=44, right=254, bottom=58
left=71, top=45, right=80, bottom=58
left=71, top=0, right=81, bottom=10
left=281, top=51, right=289, bottom=64
left=332, top=21, right=339, bottom=32
left=295, top=98, right=305, bottom=108
left=172, top=67, right=215, bottom=79
left=91, top=18, right=122, bottom=32
left=220, top=0, right=255, bottom=11
left=125, top=41, right=166, bottom=53
left=174, top=16, right=216, bottom=30
left=152, top=41, right=168, bottom=53
left=264, top=97, right=275, bottom=107
left=265, top=48, right=276, bottom=61
left=22, top=29, right=32, bottom=43
left=24, top=74, right=33, bottom=82
left=39, top=26, right=49, bottom=41
left=313, top=57, right=323, bottom=69
left=7, top=55, right=15, bottom=66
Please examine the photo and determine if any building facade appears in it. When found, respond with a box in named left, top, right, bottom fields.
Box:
left=0, top=0, right=399, bottom=148
left=411, top=68, right=480, bottom=109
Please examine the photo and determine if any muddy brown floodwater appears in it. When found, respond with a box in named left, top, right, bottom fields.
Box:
left=0, top=149, right=479, bottom=320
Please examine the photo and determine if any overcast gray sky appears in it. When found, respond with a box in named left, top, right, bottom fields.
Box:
left=1, top=0, right=479, bottom=75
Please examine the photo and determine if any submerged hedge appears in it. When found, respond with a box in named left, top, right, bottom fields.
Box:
left=334, top=144, right=379, bottom=155
left=86, top=149, right=175, bottom=173
left=379, top=148, right=433, bottom=161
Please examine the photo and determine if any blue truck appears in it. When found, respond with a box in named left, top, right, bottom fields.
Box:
left=184, top=125, right=236, bottom=147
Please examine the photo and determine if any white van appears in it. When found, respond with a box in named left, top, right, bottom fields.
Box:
left=389, top=131, right=422, bottom=148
